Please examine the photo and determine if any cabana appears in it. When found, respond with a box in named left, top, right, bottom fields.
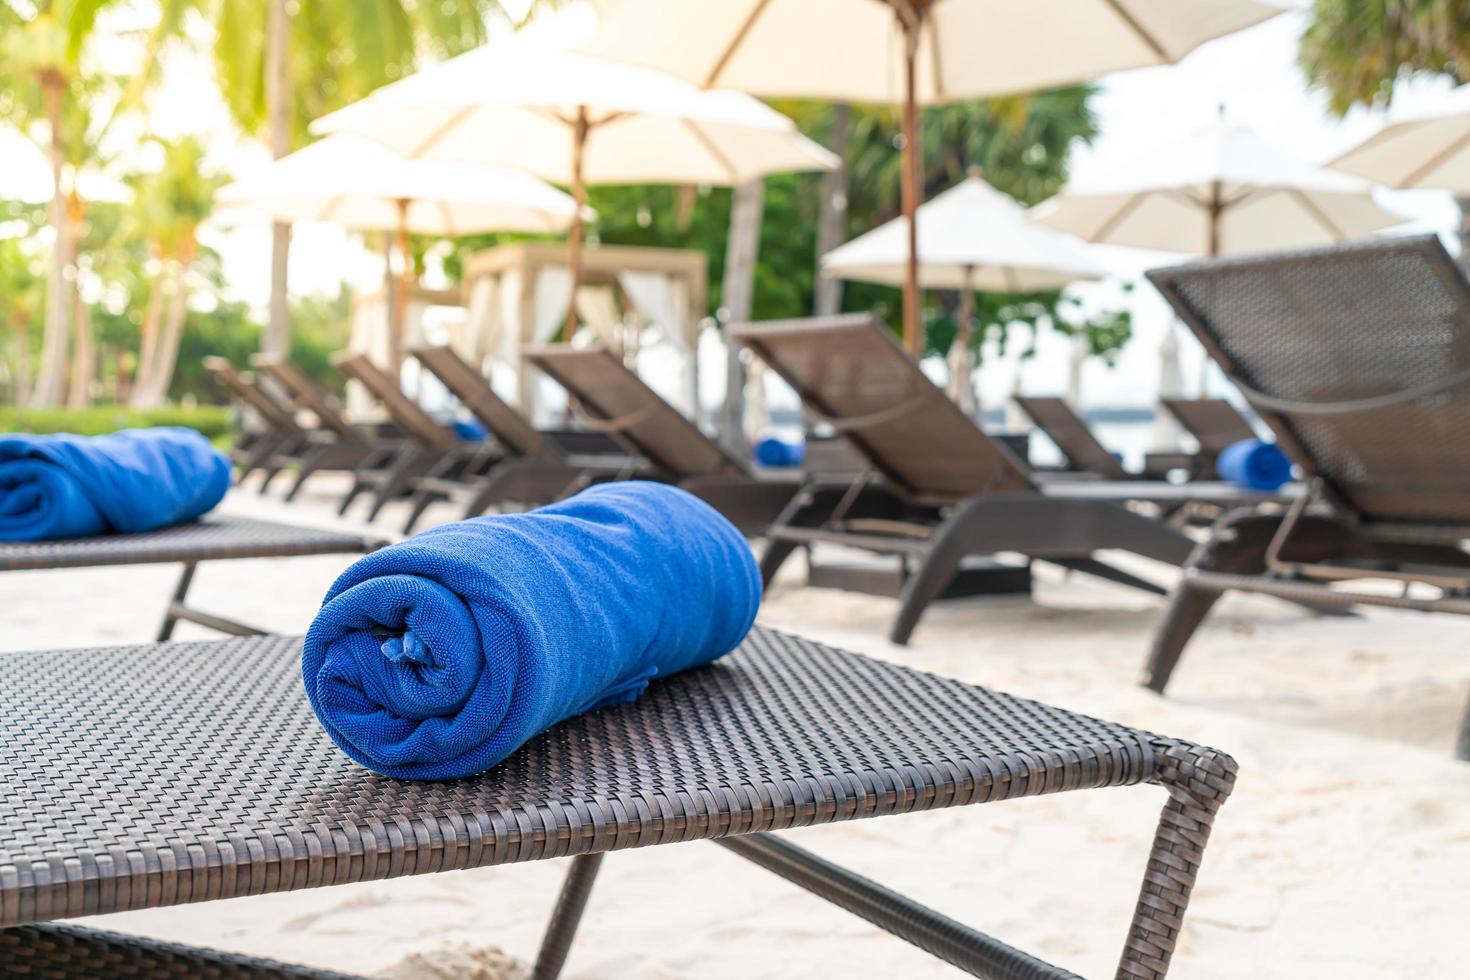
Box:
left=460, top=242, right=707, bottom=422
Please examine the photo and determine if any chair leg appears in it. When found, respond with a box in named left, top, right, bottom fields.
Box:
left=284, top=450, right=328, bottom=502
left=529, top=853, right=604, bottom=980
left=401, top=488, right=445, bottom=535
left=156, top=562, right=198, bottom=642
left=890, top=539, right=966, bottom=647
left=365, top=455, right=421, bottom=522
left=1140, top=582, right=1226, bottom=693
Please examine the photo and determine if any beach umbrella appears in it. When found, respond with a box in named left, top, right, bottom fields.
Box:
left=1033, top=118, right=1406, bottom=256
left=1328, top=89, right=1470, bottom=193
left=823, top=171, right=1105, bottom=411
left=218, top=133, right=583, bottom=370
left=310, top=15, right=839, bottom=341
left=575, top=0, right=1285, bottom=354
left=1034, top=116, right=1407, bottom=408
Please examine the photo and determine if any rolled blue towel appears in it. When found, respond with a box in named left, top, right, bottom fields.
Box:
left=451, top=417, right=488, bottom=442
left=1217, top=438, right=1293, bottom=491
left=754, top=436, right=805, bottom=468
left=302, top=481, right=762, bottom=780
left=0, top=427, right=231, bottom=542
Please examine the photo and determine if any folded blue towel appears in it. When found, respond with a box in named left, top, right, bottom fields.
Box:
left=754, top=436, right=805, bottom=469
left=302, top=481, right=762, bottom=780
left=0, top=428, right=231, bottom=542
left=451, top=417, right=488, bottom=442
left=1217, top=438, right=1293, bottom=491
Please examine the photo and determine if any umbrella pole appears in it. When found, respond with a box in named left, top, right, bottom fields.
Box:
left=563, top=108, right=590, bottom=343
left=393, top=198, right=411, bottom=380
left=900, top=18, right=923, bottom=356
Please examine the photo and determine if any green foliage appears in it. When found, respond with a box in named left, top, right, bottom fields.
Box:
left=0, top=403, right=232, bottom=438
left=1301, top=0, right=1470, bottom=113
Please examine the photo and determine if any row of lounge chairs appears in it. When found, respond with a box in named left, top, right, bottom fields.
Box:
left=7, top=234, right=1465, bottom=979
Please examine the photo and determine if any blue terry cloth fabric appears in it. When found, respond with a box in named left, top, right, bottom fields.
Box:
left=451, top=417, right=488, bottom=442
left=302, top=480, right=762, bottom=780
left=0, top=428, right=232, bottom=542
left=753, top=436, right=805, bottom=469
left=1217, top=438, right=1293, bottom=491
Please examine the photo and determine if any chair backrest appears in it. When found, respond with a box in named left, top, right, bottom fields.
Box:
left=329, top=352, right=460, bottom=452
left=202, top=357, right=305, bottom=437
left=729, top=315, right=1034, bottom=504
left=1012, top=396, right=1129, bottom=479
left=251, top=354, right=361, bottom=442
left=1149, top=234, right=1470, bottom=528
left=409, top=345, right=553, bottom=459
left=1159, top=398, right=1257, bottom=455
left=523, top=346, right=746, bottom=479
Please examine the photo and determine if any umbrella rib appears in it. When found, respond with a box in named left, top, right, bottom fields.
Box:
left=681, top=118, right=741, bottom=183
left=1098, top=0, right=1170, bottom=62
left=1399, top=125, right=1470, bottom=188
left=703, top=0, right=773, bottom=88
left=408, top=104, right=479, bottom=159
left=1284, top=188, right=1349, bottom=240
left=1090, top=190, right=1151, bottom=241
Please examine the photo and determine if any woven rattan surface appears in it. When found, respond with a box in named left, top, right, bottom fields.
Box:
left=0, top=627, right=1211, bottom=929
left=1150, top=235, right=1470, bottom=525
left=0, top=517, right=383, bottom=572
left=0, top=924, right=362, bottom=978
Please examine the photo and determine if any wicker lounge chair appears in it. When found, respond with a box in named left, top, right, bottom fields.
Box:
left=1013, top=395, right=1133, bottom=479
left=1143, top=234, right=1470, bottom=759
left=202, top=356, right=308, bottom=483
left=0, top=517, right=384, bottom=640
left=330, top=352, right=499, bottom=522
left=727, top=314, right=1296, bottom=644
left=0, top=628, right=1236, bottom=979
left=523, top=345, right=801, bottom=534
left=1159, top=398, right=1258, bottom=478
left=400, top=345, right=642, bottom=533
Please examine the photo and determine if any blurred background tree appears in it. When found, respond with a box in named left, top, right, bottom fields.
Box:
left=1301, top=0, right=1470, bottom=253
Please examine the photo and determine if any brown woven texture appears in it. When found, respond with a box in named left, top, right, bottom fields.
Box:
left=0, top=923, right=362, bottom=978
left=0, top=517, right=382, bottom=572
left=1150, top=234, right=1470, bottom=525
left=0, top=628, right=1235, bottom=978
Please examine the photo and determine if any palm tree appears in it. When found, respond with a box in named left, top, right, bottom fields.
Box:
left=171, top=0, right=527, bottom=355
left=127, top=136, right=228, bottom=408
left=1301, top=0, right=1470, bottom=252
left=0, top=1, right=126, bottom=407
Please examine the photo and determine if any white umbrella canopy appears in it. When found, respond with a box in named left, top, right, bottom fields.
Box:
left=1328, top=87, right=1470, bottom=192
left=311, top=13, right=837, bottom=338
left=822, top=173, right=1107, bottom=290
left=219, top=134, right=584, bottom=371
left=824, top=172, right=1106, bottom=412
left=1033, top=119, right=1407, bottom=256
left=576, top=0, right=1285, bottom=351
left=216, top=134, right=583, bottom=236
left=578, top=0, right=1284, bottom=104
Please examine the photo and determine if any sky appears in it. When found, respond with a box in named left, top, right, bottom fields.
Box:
left=10, top=0, right=1468, bottom=412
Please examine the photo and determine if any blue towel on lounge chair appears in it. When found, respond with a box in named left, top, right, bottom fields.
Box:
left=753, top=436, right=805, bottom=469
left=1217, top=438, right=1293, bottom=491
left=0, top=428, right=231, bottom=542
left=302, top=481, right=762, bottom=780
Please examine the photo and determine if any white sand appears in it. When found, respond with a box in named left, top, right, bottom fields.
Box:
left=5, top=478, right=1469, bottom=979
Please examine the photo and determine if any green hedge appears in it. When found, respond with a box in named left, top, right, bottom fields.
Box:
left=0, top=405, right=235, bottom=441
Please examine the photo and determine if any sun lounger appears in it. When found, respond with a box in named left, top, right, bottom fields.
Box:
left=0, top=628, right=1236, bottom=979
left=728, top=315, right=1295, bottom=644
left=0, top=516, right=384, bottom=640
left=1143, top=234, right=1470, bottom=759
left=400, top=345, right=643, bottom=533
left=523, top=345, right=801, bottom=534
left=1158, top=397, right=1258, bottom=478
left=330, top=351, right=499, bottom=522
left=1013, top=395, right=1133, bottom=479
left=248, top=353, right=412, bottom=503
left=202, top=356, right=310, bottom=482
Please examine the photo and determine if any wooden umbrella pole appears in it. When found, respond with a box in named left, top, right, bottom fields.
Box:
left=562, top=107, right=591, bottom=343
left=393, top=198, right=411, bottom=378
left=900, top=18, right=923, bottom=356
